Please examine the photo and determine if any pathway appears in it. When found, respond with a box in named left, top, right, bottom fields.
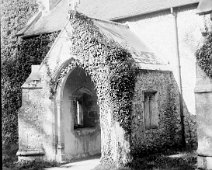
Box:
left=45, top=158, right=100, bottom=170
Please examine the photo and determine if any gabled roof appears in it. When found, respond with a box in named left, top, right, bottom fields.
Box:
left=17, top=0, right=199, bottom=37
left=36, top=13, right=167, bottom=77
left=197, top=0, right=212, bottom=15
left=17, top=0, right=69, bottom=37
left=78, top=0, right=199, bottom=20
left=93, top=19, right=163, bottom=65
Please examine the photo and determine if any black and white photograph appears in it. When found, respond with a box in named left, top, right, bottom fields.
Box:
left=1, top=0, right=212, bottom=169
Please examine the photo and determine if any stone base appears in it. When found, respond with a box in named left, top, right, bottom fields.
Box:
left=18, top=155, right=44, bottom=162
left=198, top=155, right=212, bottom=170
left=17, top=149, right=45, bottom=162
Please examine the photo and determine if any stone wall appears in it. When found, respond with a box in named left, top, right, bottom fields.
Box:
left=195, top=64, right=212, bottom=169
left=121, top=7, right=206, bottom=117
left=17, top=10, right=201, bottom=165
left=131, top=70, right=182, bottom=156
left=18, top=65, right=56, bottom=161
left=183, top=103, right=197, bottom=149
left=117, top=7, right=204, bottom=151
left=131, top=69, right=197, bottom=156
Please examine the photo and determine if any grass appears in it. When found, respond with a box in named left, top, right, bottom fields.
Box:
left=129, top=151, right=197, bottom=170
left=2, top=150, right=197, bottom=170
left=93, top=150, right=197, bottom=170
left=2, top=157, right=59, bottom=170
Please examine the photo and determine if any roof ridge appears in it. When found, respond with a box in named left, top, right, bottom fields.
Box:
left=16, top=11, right=42, bottom=36
left=91, top=17, right=129, bottom=29
left=51, top=0, right=63, bottom=10
left=110, top=1, right=199, bottom=21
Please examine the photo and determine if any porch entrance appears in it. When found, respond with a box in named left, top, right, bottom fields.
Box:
left=61, top=67, right=101, bottom=161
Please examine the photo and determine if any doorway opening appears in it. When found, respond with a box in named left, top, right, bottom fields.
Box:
left=61, top=67, right=101, bottom=161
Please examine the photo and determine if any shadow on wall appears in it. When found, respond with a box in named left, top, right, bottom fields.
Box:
left=130, top=71, right=197, bottom=158
left=171, top=72, right=197, bottom=150
left=18, top=101, right=56, bottom=157
left=2, top=31, right=59, bottom=161
left=17, top=71, right=197, bottom=163
left=168, top=73, right=197, bottom=150
left=182, top=97, right=197, bottom=150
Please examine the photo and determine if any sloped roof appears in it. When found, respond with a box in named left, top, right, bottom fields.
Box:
left=78, top=0, right=199, bottom=20
left=17, top=0, right=69, bottom=36
left=17, top=0, right=199, bottom=37
left=37, top=14, right=167, bottom=76
left=93, top=19, right=163, bottom=65
left=197, top=0, right=212, bottom=15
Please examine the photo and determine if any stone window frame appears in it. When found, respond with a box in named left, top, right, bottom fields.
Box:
left=71, top=87, right=98, bottom=130
left=142, top=90, right=159, bottom=130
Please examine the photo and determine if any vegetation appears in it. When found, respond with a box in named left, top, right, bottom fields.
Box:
left=1, top=0, right=59, bottom=165
left=1, top=0, right=37, bottom=158
left=3, top=160, right=59, bottom=170
left=196, top=32, right=212, bottom=78
left=46, top=11, right=138, bottom=165
left=94, top=150, right=197, bottom=170
left=66, top=11, right=138, bottom=134
left=2, top=3, right=137, bottom=165
left=1, top=0, right=202, bottom=167
left=3, top=151, right=197, bottom=170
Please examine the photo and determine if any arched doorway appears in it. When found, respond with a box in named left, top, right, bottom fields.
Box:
left=58, top=66, right=101, bottom=161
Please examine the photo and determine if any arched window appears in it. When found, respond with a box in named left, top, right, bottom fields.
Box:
left=143, top=90, right=159, bottom=130
left=72, top=87, right=99, bottom=129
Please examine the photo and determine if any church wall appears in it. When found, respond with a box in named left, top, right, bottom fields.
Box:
left=120, top=7, right=202, bottom=148
left=195, top=64, right=212, bottom=169
left=18, top=65, right=57, bottom=161
left=16, top=7, right=207, bottom=164
left=131, top=70, right=182, bottom=155
left=122, top=8, right=205, bottom=116
left=18, top=88, right=46, bottom=161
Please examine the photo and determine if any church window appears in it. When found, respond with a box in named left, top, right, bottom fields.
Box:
left=72, top=88, right=98, bottom=129
left=143, top=91, right=159, bottom=130
left=73, top=99, right=83, bottom=127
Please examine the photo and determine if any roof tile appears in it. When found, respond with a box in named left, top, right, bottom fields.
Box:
left=20, top=0, right=199, bottom=36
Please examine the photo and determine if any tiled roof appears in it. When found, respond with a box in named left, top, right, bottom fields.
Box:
left=93, top=19, right=164, bottom=65
left=37, top=15, right=166, bottom=73
left=18, top=0, right=199, bottom=36
left=17, top=0, right=68, bottom=36
left=197, top=0, right=212, bottom=15
left=78, top=0, right=199, bottom=20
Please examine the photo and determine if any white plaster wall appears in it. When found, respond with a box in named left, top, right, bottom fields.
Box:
left=123, top=8, right=205, bottom=115
left=177, top=10, right=205, bottom=115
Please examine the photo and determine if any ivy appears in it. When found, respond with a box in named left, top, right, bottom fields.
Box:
left=1, top=0, right=38, bottom=154
left=2, top=13, right=58, bottom=153
left=2, top=6, right=137, bottom=163
left=50, top=11, right=138, bottom=134
left=196, top=32, right=212, bottom=78
left=63, top=11, right=139, bottom=134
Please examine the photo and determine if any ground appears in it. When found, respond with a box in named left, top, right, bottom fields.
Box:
left=2, top=150, right=197, bottom=170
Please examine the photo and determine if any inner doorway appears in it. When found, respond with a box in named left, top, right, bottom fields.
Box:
left=61, top=67, right=101, bottom=161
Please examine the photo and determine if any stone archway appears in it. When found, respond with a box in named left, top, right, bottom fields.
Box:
left=55, top=65, right=101, bottom=162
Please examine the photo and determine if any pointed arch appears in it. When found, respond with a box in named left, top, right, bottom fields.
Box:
left=52, top=57, right=101, bottom=161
